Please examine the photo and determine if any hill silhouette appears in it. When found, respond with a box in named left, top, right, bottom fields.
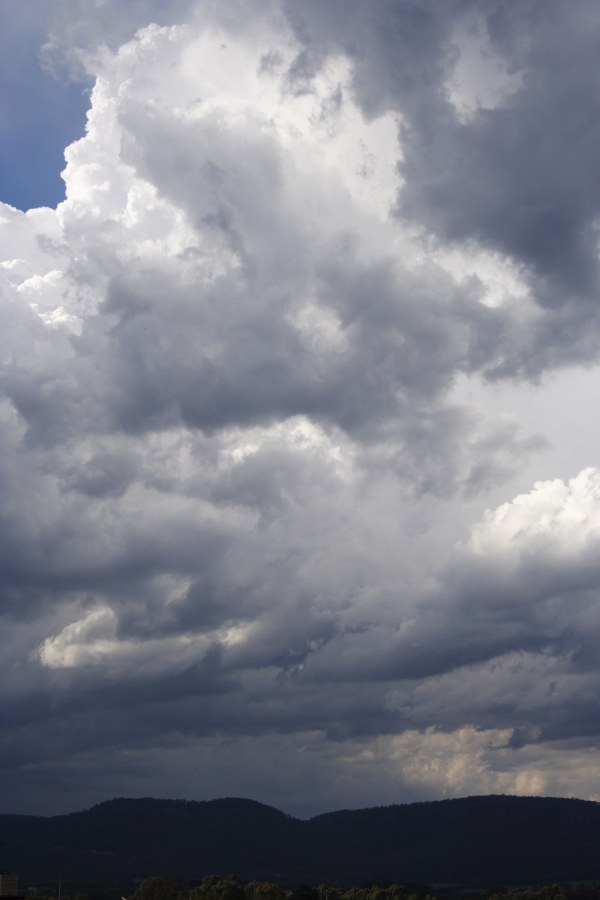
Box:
left=2, top=795, right=600, bottom=889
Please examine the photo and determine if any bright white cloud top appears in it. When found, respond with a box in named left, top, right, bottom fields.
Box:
left=2, top=0, right=600, bottom=817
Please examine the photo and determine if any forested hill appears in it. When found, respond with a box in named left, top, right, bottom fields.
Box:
left=2, top=794, right=600, bottom=889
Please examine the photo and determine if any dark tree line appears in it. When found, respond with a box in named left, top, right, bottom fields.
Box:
left=126, top=877, right=427, bottom=900
left=27, top=874, right=600, bottom=900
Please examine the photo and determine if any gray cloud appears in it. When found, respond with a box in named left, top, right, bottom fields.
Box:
left=2, top=0, right=600, bottom=819
left=286, top=0, right=600, bottom=376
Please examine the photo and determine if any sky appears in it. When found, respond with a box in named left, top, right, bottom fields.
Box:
left=2, top=0, right=600, bottom=820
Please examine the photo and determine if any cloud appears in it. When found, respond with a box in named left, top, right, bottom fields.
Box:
left=2, top=1, right=600, bottom=819
left=286, top=0, right=600, bottom=376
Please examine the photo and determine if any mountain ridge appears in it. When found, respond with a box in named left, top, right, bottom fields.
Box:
left=2, top=794, right=600, bottom=889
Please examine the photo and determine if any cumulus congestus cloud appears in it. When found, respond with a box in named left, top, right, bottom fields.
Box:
left=2, top=0, right=600, bottom=817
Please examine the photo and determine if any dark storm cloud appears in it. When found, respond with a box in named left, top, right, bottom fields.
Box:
left=17, top=469, right=600, bottom=737
left=3, top=0, right=600, bottom=817
left=284, top=0, right=450, bottom=116
left=287, top=0, right=600, bottom=374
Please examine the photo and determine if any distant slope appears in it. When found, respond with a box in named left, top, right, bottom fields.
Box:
left=1, top=795, right=600, bottom=889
